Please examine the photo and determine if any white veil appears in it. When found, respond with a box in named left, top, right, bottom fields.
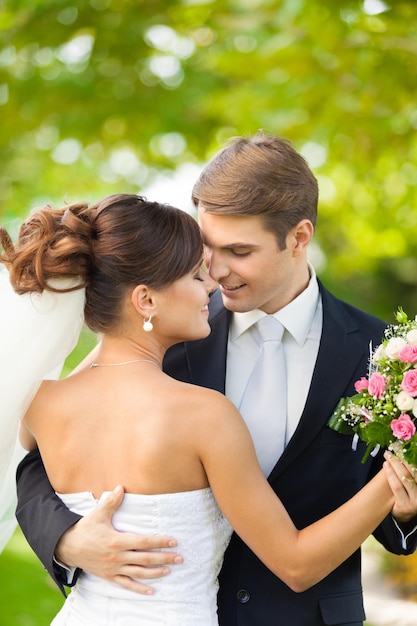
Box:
left=0, top=269, right=85, bottom=551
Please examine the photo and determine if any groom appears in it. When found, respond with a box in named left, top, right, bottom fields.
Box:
left=17, top=133, right=417, bottom=626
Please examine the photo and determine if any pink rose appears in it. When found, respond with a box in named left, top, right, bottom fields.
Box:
left=367, top=372, right=386, bottom=399
left=401, top=370, right=417, bottom=397
left=391, top=413, right=416, bottom=441
left=399, top=345, right=417, bottom=364
left=354, top=377, right=369, bottom=393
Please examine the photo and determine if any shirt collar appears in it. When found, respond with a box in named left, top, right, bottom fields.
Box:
left=230, top=264, right=319, bottom=346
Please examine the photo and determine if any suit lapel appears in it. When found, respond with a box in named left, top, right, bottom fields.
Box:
left=268, top=285, right=368, bottom=480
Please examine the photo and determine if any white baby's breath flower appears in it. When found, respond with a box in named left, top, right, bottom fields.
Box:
left=396, top=391, right=415, bottom=412
left=385, top=337, right=407, bottom=359
left=406, top=329, right=417, bottom=345
left=372, top=343, right=387, bottom=363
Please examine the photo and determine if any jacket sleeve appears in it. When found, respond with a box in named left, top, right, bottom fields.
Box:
left=16, top=449, right=82, bottom=595
left=374, top=512, right=417, bottom=555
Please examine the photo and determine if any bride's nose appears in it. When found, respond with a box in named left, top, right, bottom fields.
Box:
left=204, top=273, right=218, bottom=294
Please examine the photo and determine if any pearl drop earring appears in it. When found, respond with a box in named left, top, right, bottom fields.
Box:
left=143, top=316, right=153, bottom=332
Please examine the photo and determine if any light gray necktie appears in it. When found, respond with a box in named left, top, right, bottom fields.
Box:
left=239, top=316, right=287, bottom=476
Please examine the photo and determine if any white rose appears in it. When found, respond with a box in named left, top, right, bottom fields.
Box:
left=372, top=344, right=387, bottom=363
left=396, top=391, right=415, bottom=412
left=413, top=399, right=417, bottom=418
left=406, top=329, right=417, bottom=346
left=385, top=337, right=407, bottom=359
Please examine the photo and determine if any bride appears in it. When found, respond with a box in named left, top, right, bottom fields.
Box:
left=0, top=193, right=406, bottom=625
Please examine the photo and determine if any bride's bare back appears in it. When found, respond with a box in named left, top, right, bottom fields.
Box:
left=24, top=364, right=220, bottom=497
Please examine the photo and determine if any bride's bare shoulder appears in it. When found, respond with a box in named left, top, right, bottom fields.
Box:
left=172, top=378, right=240, bottom=421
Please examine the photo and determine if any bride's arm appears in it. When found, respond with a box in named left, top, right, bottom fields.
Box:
left=198, top=391, right=395, bottom=592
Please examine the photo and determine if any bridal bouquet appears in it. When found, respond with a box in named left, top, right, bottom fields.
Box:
left=329, top=308, right=417, bottom=464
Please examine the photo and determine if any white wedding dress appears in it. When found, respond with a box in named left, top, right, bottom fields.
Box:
left=51, top=488, right=232, bottom=626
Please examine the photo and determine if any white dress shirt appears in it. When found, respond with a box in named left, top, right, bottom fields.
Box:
left=226, top=265, right=322, bottom=447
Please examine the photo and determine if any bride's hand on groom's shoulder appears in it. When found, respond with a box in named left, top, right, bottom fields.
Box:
left=55, top=485, right=184, bottom=594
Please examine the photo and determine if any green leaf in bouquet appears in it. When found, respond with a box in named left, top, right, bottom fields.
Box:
left=359, top=421, right=393, bottom=448
left=404, top=447, right=417, bottom=466
left=360, top=442, right=379, bottom=464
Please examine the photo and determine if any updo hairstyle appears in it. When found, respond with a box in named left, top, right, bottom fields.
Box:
left=0, top=194, right=203, bottom=333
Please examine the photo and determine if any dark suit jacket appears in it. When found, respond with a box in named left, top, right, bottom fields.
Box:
left=16, top=282, right=417, bottom=625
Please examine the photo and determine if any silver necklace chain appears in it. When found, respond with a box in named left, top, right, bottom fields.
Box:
left=90, top=359, right=160, bottom=368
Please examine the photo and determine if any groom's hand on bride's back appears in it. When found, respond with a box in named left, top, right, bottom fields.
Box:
left=56, top=485, right=184, bottom=594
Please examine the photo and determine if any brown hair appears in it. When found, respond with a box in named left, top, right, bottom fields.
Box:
left=191, top=132, right=318, bottom=249
left=0, top=194, right=203, bottom=333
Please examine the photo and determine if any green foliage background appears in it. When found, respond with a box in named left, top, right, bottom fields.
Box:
left=0, top=528, right=64, bottom=625
left=1, top=0, right=417, bottom=320
left=1, top=0, right=417, bottom=620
